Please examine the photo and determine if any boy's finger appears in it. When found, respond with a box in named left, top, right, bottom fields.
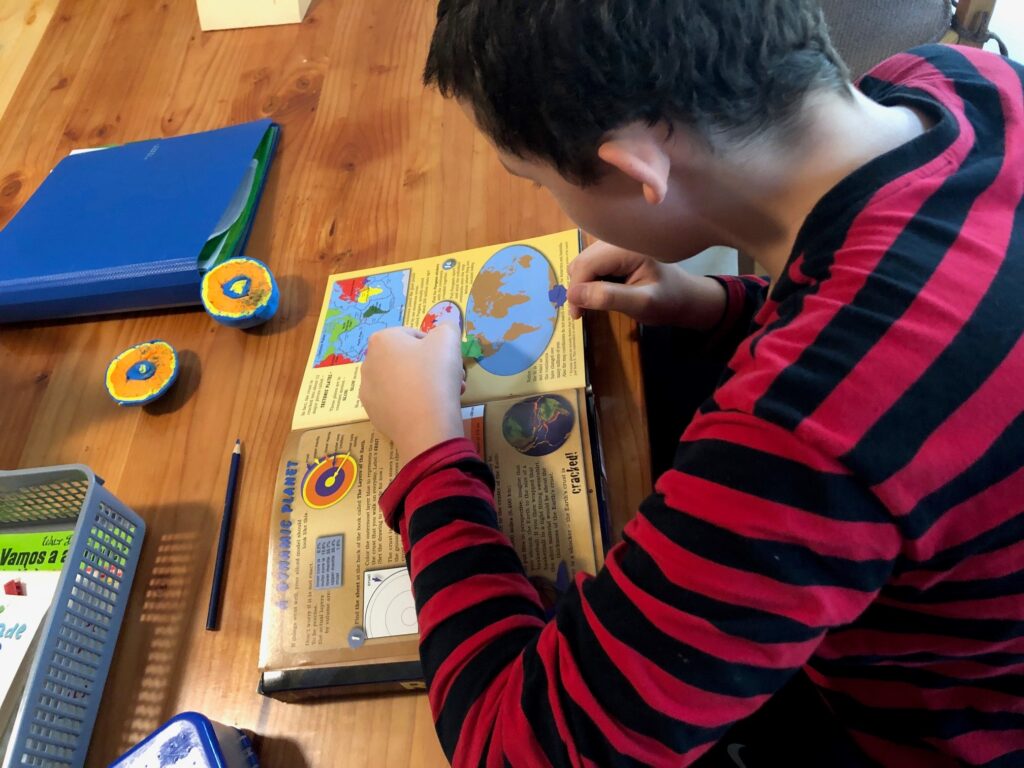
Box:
left=367, top=326, right=417, bottom=352
left=569, top=243, right=642, bottom=285
left=386, top=326, right=426, bottom=340
left=426, top=322, right=461, bottom=348
left=568, top=280, right=649, bottom=318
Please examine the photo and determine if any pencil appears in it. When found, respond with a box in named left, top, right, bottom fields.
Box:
left=206, top=439, right=241, bottom=631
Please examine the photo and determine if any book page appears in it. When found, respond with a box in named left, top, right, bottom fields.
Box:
left=261, top=389, right=599, bottom=672
left=0, top=531, right=70, bottom=738
left=292, top=230, right=586, bottom=430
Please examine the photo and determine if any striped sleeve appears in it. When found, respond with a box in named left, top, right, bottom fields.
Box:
left=379, top=412, right=902, bottom=767
left=706, top=275, right=770, bottom=346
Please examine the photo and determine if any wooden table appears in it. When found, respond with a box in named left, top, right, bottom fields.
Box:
left=0, top=1, right=650, bottom=764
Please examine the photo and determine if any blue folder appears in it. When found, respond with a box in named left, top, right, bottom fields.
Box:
left=0, top=119, right=279, bottom=323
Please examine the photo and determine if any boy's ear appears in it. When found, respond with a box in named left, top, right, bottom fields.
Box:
left=597, top=129, right=671, bottom=205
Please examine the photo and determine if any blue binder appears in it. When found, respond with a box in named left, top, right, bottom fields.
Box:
left=0, top=119, right=279, bottom=323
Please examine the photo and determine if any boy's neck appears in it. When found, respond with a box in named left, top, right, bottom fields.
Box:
left=710, top=87, right=933, bottom=282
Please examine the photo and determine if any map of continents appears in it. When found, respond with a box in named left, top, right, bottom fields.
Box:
left=314, top=270, right=410, bottom=368
left=465, top=245, right=560, bottom=376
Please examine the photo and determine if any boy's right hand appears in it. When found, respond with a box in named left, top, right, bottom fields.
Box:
left=567, top=240, right=728, bottom=329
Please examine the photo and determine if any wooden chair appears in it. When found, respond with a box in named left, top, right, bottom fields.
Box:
left=820, top=0, right=952, bottom=79
left=821, top=0, right=1004, bottom=80
left=944, top=0, right=1007, bottom=55
left=737, top=0, right=1003, bottom=274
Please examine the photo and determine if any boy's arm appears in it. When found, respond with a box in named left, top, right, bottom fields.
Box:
left=567, top=242, right=769, bottom=333
left=706, top=274, right=770, bottom=348
left=380, top=411, right=899, bottom=767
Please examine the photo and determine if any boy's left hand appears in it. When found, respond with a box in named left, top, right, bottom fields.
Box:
left=360, top=324, right=466, bottom=466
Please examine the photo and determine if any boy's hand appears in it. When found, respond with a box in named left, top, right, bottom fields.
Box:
left=361, top=325, right=466, bottom=466
left=567, top=240, right=727, bottom=329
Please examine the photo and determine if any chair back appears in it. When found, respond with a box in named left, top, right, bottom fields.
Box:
left=820, top=0, right=952, bottom=78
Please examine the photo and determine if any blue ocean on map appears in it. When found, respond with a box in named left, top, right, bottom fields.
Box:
left=465, top=245, right=559, bottom=376
left=314, top=270, right=410, bottom=368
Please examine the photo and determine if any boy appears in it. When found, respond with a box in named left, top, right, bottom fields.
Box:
left=360, top=1, right=1024, bottom=765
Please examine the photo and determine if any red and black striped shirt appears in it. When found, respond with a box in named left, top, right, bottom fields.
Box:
left=379, top=45, right=1024, bottom=766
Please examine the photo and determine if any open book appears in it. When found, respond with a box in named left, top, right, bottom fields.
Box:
left=258, top=230, right=607, bottom=698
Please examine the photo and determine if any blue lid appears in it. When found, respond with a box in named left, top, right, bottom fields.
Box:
left=110, top=712, right=227, bottom=768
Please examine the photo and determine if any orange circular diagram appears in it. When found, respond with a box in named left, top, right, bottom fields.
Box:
left=302, top=454, right=358, bottom=509
left=104, top=340, right=179, bottom=406
left=201, top=257, right=279, bottom=328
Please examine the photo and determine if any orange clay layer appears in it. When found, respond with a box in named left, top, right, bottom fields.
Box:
left=202, top=259, right=273, bottom=318
left=105, top=342, right=177, bottom=403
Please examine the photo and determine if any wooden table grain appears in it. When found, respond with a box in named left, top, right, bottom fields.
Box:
left=0, top=1, right=650, bottom=765
left=0, top=0, right=59, bottom=122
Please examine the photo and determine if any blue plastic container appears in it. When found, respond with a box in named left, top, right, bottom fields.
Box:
left=109, top=712, right=259, bottom=768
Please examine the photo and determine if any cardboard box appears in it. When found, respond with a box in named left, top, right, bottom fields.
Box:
left=197, top=0, right=313, bottom=31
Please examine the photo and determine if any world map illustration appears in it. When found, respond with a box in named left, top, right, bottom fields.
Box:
left=465, top=245, right=562, bottom=376
left=421, top=300, right=462, bottom=333
left=314, top=270, right=410, bottom=368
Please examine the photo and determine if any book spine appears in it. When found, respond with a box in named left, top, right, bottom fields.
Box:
left=0, top=258, right=200, bottom=322
left=0, top=256, right=197, bottom=291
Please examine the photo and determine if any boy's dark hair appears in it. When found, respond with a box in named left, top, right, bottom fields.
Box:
left=425, top=0, right=849, bottom=184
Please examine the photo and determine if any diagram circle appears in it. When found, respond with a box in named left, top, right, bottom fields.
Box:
left=420, top=300, right=463, bottom=333
left=201, top=257, right=279, bottom=329
left=104, top=340, right=179, bottom=406
left=465, top=245, right=559, bottom=377
left=301, top=454, right=358, bottom=509
left=501, top=394, right=576, bottom=456
left=364, top=570, right=418, bottom=639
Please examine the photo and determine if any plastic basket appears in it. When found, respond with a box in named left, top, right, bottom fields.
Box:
left=0, top=465, right=145, bottom=768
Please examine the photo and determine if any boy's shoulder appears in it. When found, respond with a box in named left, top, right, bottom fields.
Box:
left=863, top=42, right=1022, bottom=90
left=708, top=42, right=1022, bottom=477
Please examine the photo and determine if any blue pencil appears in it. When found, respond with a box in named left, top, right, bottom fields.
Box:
left=206, top=439, right=241, bottom=631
